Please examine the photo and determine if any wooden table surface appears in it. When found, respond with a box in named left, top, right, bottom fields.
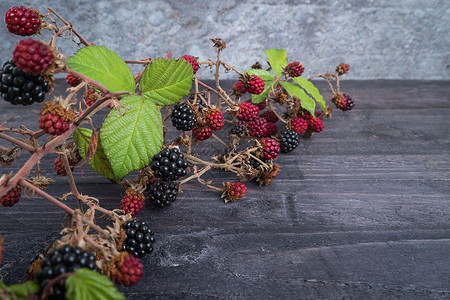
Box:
left=1, top=80, right=449, bottom=299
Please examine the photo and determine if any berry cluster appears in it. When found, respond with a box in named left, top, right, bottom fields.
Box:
left=285, top=61, right=304, bottom=77
left=147, top=179, right=179, bottom=208
left=243, top=75, right=265, bottom=95
left=181, top=55, right=199, bottom=74
left=4, top=6, right=41, bottom=36
left=0, top=60, right=49, bottom=105
left=238, top=102, right=259, bottom=121
left=37, top=245, right=96, bottom=299
left=193, top=125, right=212, bottom=141
left=121, top=220, right=155, bottom=258
left=171, top=103, right=197, bottom=131
left=279, top=129, right=299, bottom=153
left=109, top=252, right=144, bottom=287
left=39, top=102, right=75, bottom=136
left=206, top=109, right=225, bottom=130
left=259, top=137, right=280, bottom=160
left=150, top=147, right=188, bottom=181
left=332, top=93, right=354, bottom=111
left=0, top=186, right=22, bottom=207
left=120, top=190, right=145, bottom=216
left=223, top=182, right=247, bottom=202
left=13, top=39, right=53, bottom=75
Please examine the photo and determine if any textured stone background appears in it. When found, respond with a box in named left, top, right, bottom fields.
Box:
left=0, top=0, right=449, bottom=80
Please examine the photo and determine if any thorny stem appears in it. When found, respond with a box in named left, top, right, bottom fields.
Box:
left=19, top=179, right=75, bottom=215
left=60, top=150, right=83, bottom=211
left=64, top=66, right=110, bottom=95
left=47, top=7, right=93, bottom=46
left=0, top=133, right=35, bottom=153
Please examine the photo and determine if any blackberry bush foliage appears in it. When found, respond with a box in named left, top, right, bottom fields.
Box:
left=0, top=4, right=355, bottom=298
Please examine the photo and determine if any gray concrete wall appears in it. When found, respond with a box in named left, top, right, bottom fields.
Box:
left=1, top=0, right=449, bottom=80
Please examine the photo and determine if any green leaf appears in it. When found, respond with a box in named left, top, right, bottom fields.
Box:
left=247, top=69, right=274, bottom=81
left=73, top=128, right=118, bottom=182
left=140, top=58, right=193, bottom=106
left=100, top=95, right=163, bottom=180
left=279, top=81, right=316, bottom=115
left=293, top=77, right=326, bottom=113
left=251, top=80, right=274, bottom=104
left=66, top=269, right=125, bottom=300
left=8, top=281, right=40, bottom=298
left=67, top=46, right=135, bottom=93
left=265, top=48, right=288, bottom=77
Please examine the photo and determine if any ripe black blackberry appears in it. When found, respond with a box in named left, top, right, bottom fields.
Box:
left=150, top=147, right=188, bottom=181
left=171, top=103, right=197, bottom=131
left=343, top=94, right=355, bottom=111
left=122, top=220, right=155, bottom=258
left=147, top=179, right=179, bottom=208
left=230, top=120, right=247, bottom=136
left=0, top=60, right=49, bottom=105
left=36, top=244, right=96, bottom=300
left=279, top=129, right=299, bottom=153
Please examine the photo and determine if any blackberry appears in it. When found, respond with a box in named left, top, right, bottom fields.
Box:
left=37, top=245, right=96, bottom=300
left=121, top=220, right=155, bottom=258
left=150, top=147, right=188, bottom=181
left=229, top=120, right=247, bottom=136
left=279, top=129, right=299, bottom=153
left=343, top=94, right=355, bottom=111
left=0, top=60, right=49, bottom=105
left=171, top=103, right=197, bottom=131
left=147, top=179, right=179, bottom=208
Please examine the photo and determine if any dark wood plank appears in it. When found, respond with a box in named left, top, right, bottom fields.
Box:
left=1, top=80, right=450, bottom=299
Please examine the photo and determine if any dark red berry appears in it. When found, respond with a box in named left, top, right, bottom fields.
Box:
left=13, top=39, right=53, bottom=75
left=264, top=122, right=278, bottom=137
left=206, top=109, right=225, bottom=130
left=4, top=6, right=41, bottom=36
left=39, top=102, right=75, bottom=136
left=260, top=137, right=280, bottom=160
left=248, top=117, right=267, bottom=138
left=244, top=75, right=265, bottom=94
left=336, top=63, right=350, bottom=75
left=181, top=55, right=199, bottom=74
left=285, top=62, right=304, bottom=77
left=289, top=117, right=308, bottom=135
left=110, top=252, right=144, bottom=286
left=237, top=102, right=259, bottom=122
left=192, top=125, right=212, bottom=141
left=232, top=81, right=247, bottom=96
left=223, top=182, right=247, bottom=202
left=308, top=117, right=324, bottom=133
left=66, top=74, right=81, bottom=87
left=0, top=186, right=22, bottom=207
left=120, top=190, right=145, bottom=216
left=262, top=110, right=278, bottom=123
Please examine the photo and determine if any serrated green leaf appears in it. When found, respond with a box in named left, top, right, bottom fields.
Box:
left=100, top=95, right=163, bottom=180
left=279, top=81, right=315, bottom=115
left=8, top=281, right=39, bottom=298
left=73, top=128, right=118, bottom=182
left=265, top=48, right=288, bottom=77
left=140, top=58, right=193, bottom=106
left=293, top=77, right=326, bottom=113
left=247, top=69, right=274, bottom=81
left=66, top=269, right=125, bottom=300
left=251, top=80, right=274, bottom=104
left=67, top=46, right=135, bottom=93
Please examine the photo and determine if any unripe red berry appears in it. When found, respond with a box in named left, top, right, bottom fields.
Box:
left=4, top=6, right=41, bottom=36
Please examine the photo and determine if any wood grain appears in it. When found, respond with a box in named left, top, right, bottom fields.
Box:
left=1, top=80, right=449, bottom=299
